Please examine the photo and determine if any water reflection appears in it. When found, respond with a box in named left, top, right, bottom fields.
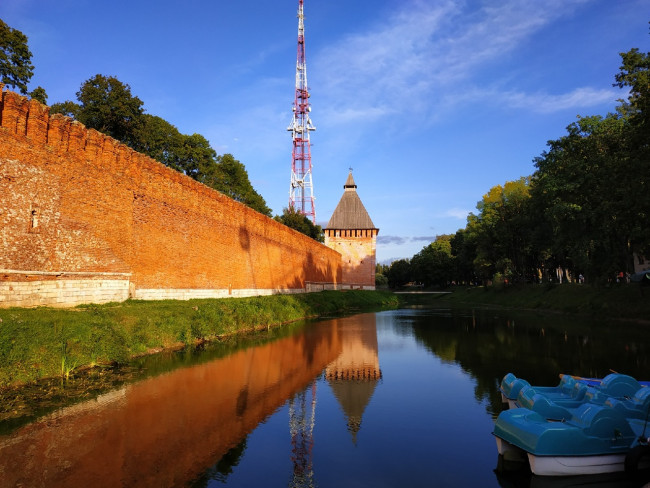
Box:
left=2, top=307, right=650, bottom=487
left=403, top=307, right=650, bottom=419
left=325, top=313, right=381, bottom=444
left=0, top=321, right=343, bottom=488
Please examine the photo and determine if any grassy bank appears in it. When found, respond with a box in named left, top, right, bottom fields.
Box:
left=0, top=290, right=399, bottom=387
left=400, top=283, right=650, bottom=320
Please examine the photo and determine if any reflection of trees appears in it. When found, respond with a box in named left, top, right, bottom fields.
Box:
left=407, top=308, right=650, bottom=417
left=190, top=438, right=248, bottom=486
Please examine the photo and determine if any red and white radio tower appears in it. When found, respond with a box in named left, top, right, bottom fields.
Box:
left=287, top=0, right=316, bottom=223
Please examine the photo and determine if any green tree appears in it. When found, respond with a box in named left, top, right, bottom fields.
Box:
left=0, top=19, right=34, bottom=94
left=613, top=45, right=650, bottom=259
left=387, top=259, right=411, bottom=289
left=214, top=154, right=272, bottom=216
left=50, top=74, right=272, bottom=216
left=467, top=177, right=534, bottom=283
left=531, top=113, right=636, bottom=282
left=410, top=235, right=454, bottom=288
left=51, top=74, right=144, bottom=146
left=274, top=206, right=323, bottom=241
left=133, top=114, right=185, bottom=172
left=50, top=100, right=81, bottom=118
left=615, top=46, right=650, bottom=128
left=28, top=86, right=47, bottom=104
left=450, top=228, right=477, bottom=285
left=75, top=74, right=144, bottom=145
left=375, top=263, right=389, bottom=288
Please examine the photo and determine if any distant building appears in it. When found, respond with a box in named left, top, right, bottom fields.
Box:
left=324, top=172, right=378, bottom=289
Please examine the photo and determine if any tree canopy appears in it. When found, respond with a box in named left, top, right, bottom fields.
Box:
left=0, top=19, right=34, bottom=94
left=385, top=40, right=650, bottom=288
left=52, top=74, right=144, bottom=146
left=273, top=206, right=324, bottom=242
left=50, top=74, right=272, bottom=216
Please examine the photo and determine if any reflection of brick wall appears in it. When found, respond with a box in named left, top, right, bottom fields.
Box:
left=0, top=86, right=342, bottom=307
left=0, top=317, right=343, bottom=487
left=325, top=232, right=376, bottom=288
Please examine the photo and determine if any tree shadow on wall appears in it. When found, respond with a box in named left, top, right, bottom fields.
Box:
left=295, top=251, right=341, bottom=290
left=239, top=224, right=341, bottom=291
left=341, top=251, right=374, bottom=288
left=239, top=225, right=255, bottom=289
left=239, top=226, right=250, bottom=250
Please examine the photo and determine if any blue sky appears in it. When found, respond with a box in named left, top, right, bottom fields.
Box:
left=1, top=0, right=649, bottom=263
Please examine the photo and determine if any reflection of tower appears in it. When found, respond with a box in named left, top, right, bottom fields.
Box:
left=325, top=315, right=381, bottom=444
left=288, top=381, right=317, bottom=488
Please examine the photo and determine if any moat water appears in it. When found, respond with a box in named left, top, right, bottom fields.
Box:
left=2, top=306, right=650, bottom=487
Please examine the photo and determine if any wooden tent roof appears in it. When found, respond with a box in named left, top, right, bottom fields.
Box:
left=325, top=172, right=377, bottom=230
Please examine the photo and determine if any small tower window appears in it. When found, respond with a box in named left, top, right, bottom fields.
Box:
left=29, top=206, right=41, bottom=233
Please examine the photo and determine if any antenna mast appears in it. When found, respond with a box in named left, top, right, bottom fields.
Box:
left=287, top=0, right=316, bottom=223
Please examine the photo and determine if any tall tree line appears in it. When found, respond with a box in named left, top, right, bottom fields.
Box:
left=386, top=41, right=649, bottom=288
left=50, top=75, right=272, bottom=217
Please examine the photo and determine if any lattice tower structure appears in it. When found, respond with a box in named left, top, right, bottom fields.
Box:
left=287, top=0, right=316, bottom=223
left=288, top=381, right=317, bottom=488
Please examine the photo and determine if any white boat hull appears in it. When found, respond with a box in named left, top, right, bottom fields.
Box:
left=496, top=437, right=645, bottom=476
left=495, top=437, right=527, bottom=462
left=527, top=453, right=626, bottom=476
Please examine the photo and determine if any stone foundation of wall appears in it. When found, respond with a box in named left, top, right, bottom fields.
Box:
left=1, top=270, right=130, bottom=308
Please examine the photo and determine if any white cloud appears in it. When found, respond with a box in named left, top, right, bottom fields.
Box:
left=312, top=0, right=598, bottom=127
left=377, top=235, right=409, bottom=245
left=501, top=87, right=620, bottom=113
left=441, top=208, right=471, bottom=220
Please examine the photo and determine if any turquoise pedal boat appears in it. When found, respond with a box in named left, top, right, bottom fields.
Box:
left=494, top=373, right=650, bottom=476
left=499, top=373, right=646, bottom=410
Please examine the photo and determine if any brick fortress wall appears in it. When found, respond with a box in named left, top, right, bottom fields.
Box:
left=0, top=86, right=342, bottom=307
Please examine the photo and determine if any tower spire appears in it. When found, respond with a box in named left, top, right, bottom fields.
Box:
left=287, top=0, right=316, bottom=223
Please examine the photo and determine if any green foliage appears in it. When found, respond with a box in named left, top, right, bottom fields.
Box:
left=133, top=114, right=186, bottom=172
left=411, top=236, right=454, bottom=288
left=387, top=259, right=411, bottom=288
left=422, top=283, right=650, bottom=319
left=0, top=19, right=34, bottom=94
left=211, top=154, right=272, bottom=216
left=0, top=291, right=399, bottom=387
left=76, top=74, right=145, bottom=145
left=28, top=86, right=47, bottom=104
left=274, top=206, right=324, bottom=241
left=375, top=272, right=388, bottom=288
left=49, top=100, right=81, bottom=118
left=400, top=37, right=650, bottom=287
left=49, top=74, right=272, bottom=216
left=615, top=46, right=650, bottom=126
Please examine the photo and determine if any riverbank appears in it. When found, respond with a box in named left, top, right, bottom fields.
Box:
left=399, top=283, right=650, bottom=322
left=0, top=290, right=399, bottom=387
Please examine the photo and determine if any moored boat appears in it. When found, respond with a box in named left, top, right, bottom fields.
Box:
left=500, top=373, right=647, bottom=410
left=494, top=373, right=650, bottom=476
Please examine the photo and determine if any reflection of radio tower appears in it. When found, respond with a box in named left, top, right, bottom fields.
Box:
left=287, top=0, right=316, bottom=223
left=288, top=381, right=317, bottom=488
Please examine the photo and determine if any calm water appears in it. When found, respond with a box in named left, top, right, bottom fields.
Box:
left=2, top=306, right=650, bottom=488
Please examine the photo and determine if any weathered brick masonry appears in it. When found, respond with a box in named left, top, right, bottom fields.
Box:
left=0, top=86, right=342, bottom=307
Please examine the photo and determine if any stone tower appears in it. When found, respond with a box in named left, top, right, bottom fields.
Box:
left=324, top=172, right=378, bottom=289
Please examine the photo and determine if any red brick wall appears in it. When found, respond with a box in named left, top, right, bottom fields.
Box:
left=0, top=86, right=341, bottom=303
